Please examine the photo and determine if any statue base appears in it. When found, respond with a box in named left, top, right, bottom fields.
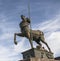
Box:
left=19, top=46, right=59, bottom=61
left=20, top=58, right=59, bottom=61
left=22, top=46, right=54, bottom=59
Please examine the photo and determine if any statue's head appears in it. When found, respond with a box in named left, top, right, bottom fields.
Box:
left=21, top=15, right=25, bottom=20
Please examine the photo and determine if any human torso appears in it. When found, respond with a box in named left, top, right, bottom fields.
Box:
left=19, top=20, right=30, bottom=35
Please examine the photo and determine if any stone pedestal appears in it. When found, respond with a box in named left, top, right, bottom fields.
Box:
left=22, top=47, right=54, bottom=59
left=19, top=46, right=59, bottom=61
left=20, top=58, right=59, bottom=61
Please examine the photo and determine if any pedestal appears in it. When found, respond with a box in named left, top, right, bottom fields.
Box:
left=20, top=58, right=59, bottom=61
left=19, top=46, right=58, bottom=61
left=22, top=48, right=54, bottom=59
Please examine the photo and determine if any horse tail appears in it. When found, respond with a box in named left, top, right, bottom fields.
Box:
left=42, top=32, right=44, bottom=35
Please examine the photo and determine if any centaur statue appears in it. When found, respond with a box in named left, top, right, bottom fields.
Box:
left=14, top=15, right=51, bottom=52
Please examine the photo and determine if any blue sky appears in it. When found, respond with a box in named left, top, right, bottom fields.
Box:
left=0, top=0, right=60, bottom=61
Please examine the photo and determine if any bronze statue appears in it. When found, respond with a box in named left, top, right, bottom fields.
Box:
left=14, top=15, right=51, bottom=52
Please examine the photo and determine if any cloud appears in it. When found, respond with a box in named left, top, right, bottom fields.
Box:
left=33, top=15, right=60, bottom=32
left=14, top=38, right=26, bottom=53
left=0, top=11, right=23, bottom=61
left=0, top=37, right=27, bottom=61
left=0, top=46, right=19, bottom=61
left=46, top=32, right=60, bottom=57
left=0, top=14, right=19, bottom=42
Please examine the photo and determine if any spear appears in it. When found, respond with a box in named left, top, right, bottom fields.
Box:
left=28, top=0, right=33, bottom=48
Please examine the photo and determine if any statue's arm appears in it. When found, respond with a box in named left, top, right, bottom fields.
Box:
left=26, top=18, right=30, bottom=23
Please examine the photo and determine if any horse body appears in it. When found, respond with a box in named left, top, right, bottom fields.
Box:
left=31, top=30, right=44, bottom=42
left=22, top=28, right=43, bottom=41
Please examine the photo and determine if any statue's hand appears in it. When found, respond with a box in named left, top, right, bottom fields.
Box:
left=14, top=41, right=17, bottom=45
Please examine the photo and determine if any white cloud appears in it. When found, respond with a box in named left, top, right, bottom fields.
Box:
left=0, top=33, right=13, bottom=40
left=46, top=32, right=60, bottom=57
left=14, top=38, right=26, bottom=53
left=0, top=38, right=26, bottom=61
left=0, top=46, right=19, bottom=61
left=0, top=17, right=19, bottom=41
left=33, top=16, right=60, bottom=33
left=0, top=17, right=22, bottom=61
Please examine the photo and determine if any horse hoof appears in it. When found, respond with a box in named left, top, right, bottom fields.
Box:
left=49, top=50, right=52, bottom=53
left=15, top=43, right=17, bottom=45
left=14, top=41, right=17, bottom=45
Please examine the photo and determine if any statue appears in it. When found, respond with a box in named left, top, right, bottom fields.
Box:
left=14, top=15, right=51, bottom=52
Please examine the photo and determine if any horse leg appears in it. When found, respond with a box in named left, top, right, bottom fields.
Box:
left=35, top=40, right=42, bottom=47
left=40, top=36, right=51, bottom=52
left=14, top=33, right=17, bottom=45
left=27, top=32, right=33, bottom=48
left=29, top=38, right=33, bottom=48
left=42, top=40, right=51, bottom=52
left=14, top=33, right=24, bottom=45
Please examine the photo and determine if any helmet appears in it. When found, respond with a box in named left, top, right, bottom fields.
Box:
left=21, top=15, right=25, bottom=18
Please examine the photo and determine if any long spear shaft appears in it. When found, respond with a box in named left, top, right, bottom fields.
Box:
left=28, top=0, right=33, bottom=48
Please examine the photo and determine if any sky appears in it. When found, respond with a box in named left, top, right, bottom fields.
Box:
left=0, top=0, right=60, bottom=61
